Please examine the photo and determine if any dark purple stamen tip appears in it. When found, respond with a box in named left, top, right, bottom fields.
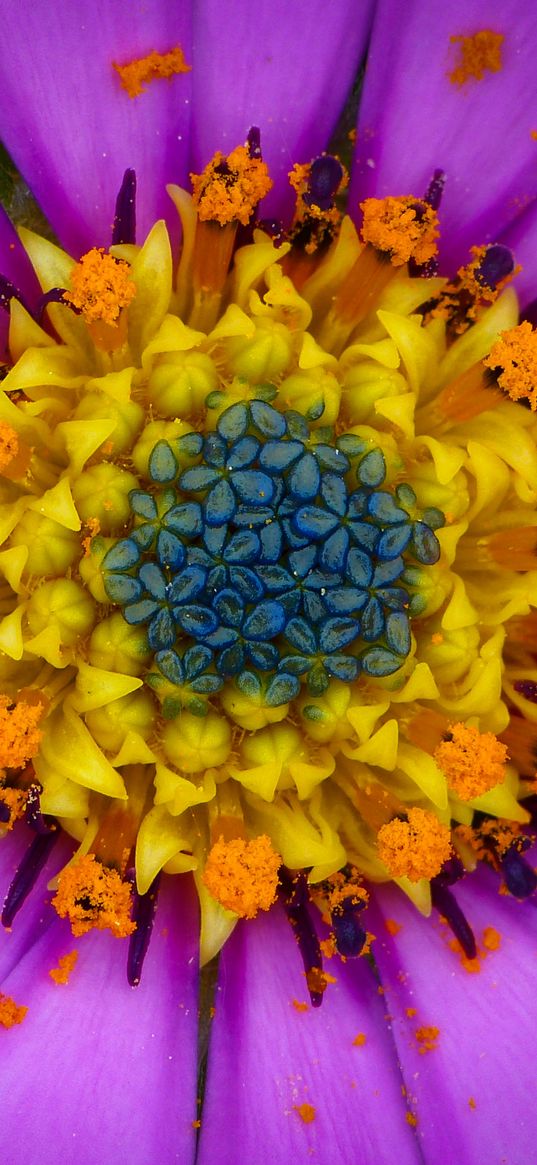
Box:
left=0, top=274, right=30, bottom=316
left=501, top=847, right=537, bottom=899
left=247, top=126, right=262, bottom=161
left=127, top=873, right=161, bottom=986
left=2, top=829, right=58, bottom=928
left=112, top=168, right=137, bottom=246
left=475, top=243, right=514, bottom=290
left=431, top=880, right=477, bottom=959
left=24, top=783, right=54, bottom=835
left=514, top=680, right=537, bottom=703
left=423, top=168, right=446, bottom=211
left=37, top=287, right=73, bottom=321
left=303, top=156, right=343, bottom=212
left=331, top=906, right=367, bottom=957
left=0, top=801, right=11, bottom=823
left=280, top=868, right=324, bottom=1007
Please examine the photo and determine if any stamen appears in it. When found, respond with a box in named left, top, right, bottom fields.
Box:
left=190, top=146, right=272, bottom=228
left=0, top=274, right=30, bottom=316
left=0, top=694, right=45, bottom=770
left=423, top=169, right=446, bottom=212
left=427, top=244, right=516, bottom=335
left=112, top=168, right=137, bottom=246
left=113, top=46, right=191, bottom=99
left=432, top=364, right=503, bottom=422
left=434, top=722, right=508, bottom=801
left=24, top=782, right=54, bottom=835
left=325, top=870, right=368, bottom=957
left=448, top=30, right=504, bottom=87
left=0, top=992, right=28, bottom=1028
left=360, top=196, right=439, bottom=267
left=202, top=835, right=280, bottom=919
left=431, top=860, right=477, bottom=959
left=127, top=872, right=161, bottom=987
left=63, top=248, right=136, bottom=327
left=377, top=808, right=452, bottom=882
left=52, top=853, right=136, bottom=938
left=501, top=846, right=537, bottom=899
left=2, top=830, right=59, bottom=928
left=287, top=156, right=345, bottom=268
left=280, top=869, right=325, bottom=1007
left=484, top=321, right=537, bottom=410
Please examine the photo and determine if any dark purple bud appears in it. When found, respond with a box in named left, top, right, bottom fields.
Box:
left=304, top=156, right=343, bottom=212
left=112, top=168, right=137, bottom=246
left=474, top=244, right=514, bottom=290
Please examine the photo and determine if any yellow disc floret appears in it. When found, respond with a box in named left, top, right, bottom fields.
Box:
left=202, top=834, right=281, bottom=918
left=434, top=722, right=508, bottom=802
left=64, top=248, right=136, bottom=325
left=377, top=808, right=452, bottom=883
left=52, top=854, right=135, bottom=938
left=360, top=196, right=439, bottom=266
left=190, top=146, right=273, bottom=226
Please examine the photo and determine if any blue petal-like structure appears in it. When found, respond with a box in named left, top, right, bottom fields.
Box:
left=101, top=400, right=444, bottom=704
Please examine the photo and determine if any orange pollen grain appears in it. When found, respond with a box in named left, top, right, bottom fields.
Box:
left=0, top=787, right=27, bottom=828
left=0, top=694, right=44, bottom=769
left=0, top=422, right=20, bottom=471
left=360, top=196, right=439, bottom=266
left=190, top=146, right=273, bottom=227
left=377, top=807, right=452, bottom=883
left=113, top=46, right=191, bottom=98
left=292, top=999, right=309, bottom=1012
left=52, top=853, right=135, bottom=938
left=202, top=834, right=280, bottom=919
left=406, top=1112, right=418, bottom=1128
left=294, top=1103, right=316, bottom=1124
left=353, top=1032, right=367, bottom=1046
left=49, top=949, right=79, bottom=984
left=448, top=31, right=504, bottom=87
left=415, top=1024, right=440, bottom=1053
left=385, top=918, right=402, bottom=936
left=434, top=722, right=508, bottom=801
left=484, top=321, right=537, bottom=410
left=64, top=249, right=136, bottom=326
left=306, top=967, right=337, bottom=996
left=0, top=991, right=28, bottom=1028
left=483, top=925, right=501, bottom=951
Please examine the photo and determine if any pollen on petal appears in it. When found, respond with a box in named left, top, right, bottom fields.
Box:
left=202, top=834, right=280, bottom=918
left=63, top=249, right=136, bottom=326
left=377, top=808, right=452, bottom=882
left=0, top=992, right=28, bottom=1028
left=190, top=146, right=273, bottom=227
left=448, top=31, right=504, bottom=87
left=113, top=46, right=191, bottom=99
left=415, top=1024, right=440, bottom=1053
left=294, top=1103, right=316, bottom=1124
left=0, top=694, right=45, bottom=769
left=49, top=950, right=79, bottom=984
left=360, top=196, right=439, bottom=266
left=484, top=321, right=537, bottom=410
left=434, top=722, right=508, bottom=801
left=52, top=854, right=135, bottom=938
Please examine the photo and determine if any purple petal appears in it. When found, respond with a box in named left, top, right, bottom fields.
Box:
left=198, top=903, right=422, bottom=1164
left=0, top=0, right=193, bottom=254
left=369, top=862, right=537, bottom=1161
left=0, top=873, right=199, bottom=1164
left=191, top=0, right=375, bottom=221
left=500, top=198, right=537, bottom=309
left=0, top=205, right=40, bottom=354
left=0, top=826, right=75, bottom=979
left=350, top=0, right=537, bottom=271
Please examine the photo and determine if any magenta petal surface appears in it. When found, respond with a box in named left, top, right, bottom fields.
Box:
left=0, top=0, right=193, bottom=255
left=0, top=875, right=199, bottom=1165
left=370, top=868, right=537, bottom=1161
left=0, top=826, right=75, bottom=980
left=198, top=903, right=421, bottom=1165
left=191, top=0, right=375, bottom=221
left=351, top=0, right=537, bottom=271
left=501, top=201, right=537, bottom=308
left=0, top=205, right=40, bottom=354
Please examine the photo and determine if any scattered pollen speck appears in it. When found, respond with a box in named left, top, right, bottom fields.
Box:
left=415, top=1024, right=440, bottom=1053
left=405, top=1007, right=417, bottom=1018
left=531, top=130, right=537, bottom=141
left=448, top=30, right=504, bottom=87
left=49, top=949, right=79, bottom=984
left=294, top=1103, right=316, bottom=1124
left=113, top=47, right=191, bottom=99
left=0, top=992, right=28, bottom=1028
left=192, top=1119, right=201, bottom=1129
left=385, top=917, right=402, bottom=936
left=469, top=1097, right=477, bottom=1110
left=306, top=967, right=337, bottom=996
left=406, top=1112, right=418, bottom=1128
left=431, top=631, right=444, bottom=645
left=353, top=1032, right=367, bottom=1047
left=292, top=999, right=309, bottom=1013
left=483, top=925, right=501, bottom=951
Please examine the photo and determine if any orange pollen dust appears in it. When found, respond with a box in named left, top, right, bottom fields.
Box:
left=202, top=834, right=280, bottom=919
left=0, top=787, right=27, bottom=828
left=288, top=160, right=346, bottom=255
left=64, top=249, right=136, bottom=326
left=49, top=950, right=79, bottom=985
left=0, top=991, right=28, bottom=1028
left=377, top=807, right=452, bottom=883
left=360, top=196, right=439, bottom=267
left=190, top=146, right=273, bottom=227
left=0, top=694, right=44, bottom=770
left=294, top=1103, right=316, bottom=1124
left=484, top=321, right=537, bottom=410
left=415, top=1024, right=440, bottom=1053
left=51, top=853, right=135, bottom=938
left=448, top=30, right=504, bottom=87
left=434, top=722, right=508, bottom=801
left=113, top=46, right=191, bottom=98
left=0, top=421, right=20, bottom=471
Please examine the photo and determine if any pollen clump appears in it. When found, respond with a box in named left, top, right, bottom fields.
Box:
left=294, top=1103, right=316, bottom=1124
left=360, top=196, right=439, bottom=266
left=0, top=694, right=44, bottom=770
left=484, top=321, right=537, bottom=410
left=377, top=808, right=452, bottom=882
left=202, top=834, right=280, bottom=918
left=190, top=146, right=273, bottom=226
left=49, top=950, right=79, bottom=984
left=52, top=853, right=135, bottom=938
left=0, top=992, right=28, bottom=1028
left=434, top=722, right=508, bottom=801
left=0, top=421, right=20, bottom=472
left=113, top=46, right=191, bottom=98
left=415, top=1024, right=440, bottom=1054
left=448, top=31, right=504, bottom=87
left=64, top=249, right=136, bottom=326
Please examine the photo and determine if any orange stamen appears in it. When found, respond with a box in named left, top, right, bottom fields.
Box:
left=434, top=363, right=503, bottom=423
left=64, top=248, right=136, bottom=327
left=202, top=834, right=280, bottom=919
left=484, top=321, right=537, bottom=410
left=434, top=722, right=508, bottom=801
left=0, top=694, right=44, bottom=770
left=52, top=853, right=135, bottom=938
left=448, top=31, right=504, bottom=87
left=360, top=196, right=439, bottom=267
left=190, top=146, right=272, bottom=227
left=0, top=992, right=27, bottom=1027
left=49, top=950, right=79, bottom=984
left=113, top=46, right=191, bottom=98
left=377, top=807, right=452, bottom=882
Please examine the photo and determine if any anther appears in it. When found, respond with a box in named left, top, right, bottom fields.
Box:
left=2, top=829, right=59, bottom=928
left=501, top=845, right=537, bottom=899
left=112, top=168, right=137, bottom=246
left=127, top=872, right=161, bottom=986
left=280, top=868, right=325, bottom=1007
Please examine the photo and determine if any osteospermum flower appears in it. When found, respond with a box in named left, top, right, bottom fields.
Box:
left=1, top=1, right=537, bottom=1162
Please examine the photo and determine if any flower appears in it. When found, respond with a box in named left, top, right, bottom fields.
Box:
left=1, top=2, right=537, bottom=1163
